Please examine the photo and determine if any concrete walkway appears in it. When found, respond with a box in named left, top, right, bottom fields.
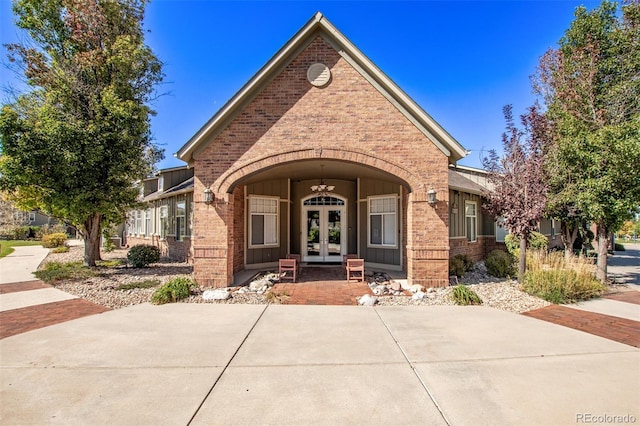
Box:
left=609, top=242, right=640, bottom=288
left=0, top=244, right=50, bottom=284
left=1, top=303, right=638, bottom=425
left=0, top=241, right=638, bottom=424
left=0, top=240, right=109, bottom=338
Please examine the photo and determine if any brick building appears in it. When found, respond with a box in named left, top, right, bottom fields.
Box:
left=128, top=13, right=559, bottom=287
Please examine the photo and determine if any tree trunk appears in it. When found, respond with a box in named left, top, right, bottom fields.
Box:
left=561, top=223, right=579, bottom=260
left=595, top=223, right=609, bottom=283
left=83, top=212, right=102, bottom=267
left=518, top=234, right=527, bottom=279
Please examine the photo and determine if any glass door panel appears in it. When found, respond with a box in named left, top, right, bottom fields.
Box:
left=306, top=210, right=321, bottom=257
left=326, top=209, right=342, bottom=258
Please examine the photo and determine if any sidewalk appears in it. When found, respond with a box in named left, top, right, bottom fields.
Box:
left=0, top=240, right=109, bottom=339
left=0, top=244, right=50, bottom=284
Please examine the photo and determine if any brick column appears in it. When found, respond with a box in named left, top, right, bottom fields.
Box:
left=193, top=177, right=234, bottom=287
left=406, top=189, right=450, bottom=288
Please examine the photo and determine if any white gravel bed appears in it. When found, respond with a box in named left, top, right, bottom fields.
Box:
left=374, top=280, right=551, bottom=313
left=42, top=245, right=550, bottom=313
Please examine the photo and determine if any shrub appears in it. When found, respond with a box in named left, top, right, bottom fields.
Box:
left=51, top=245, right=69, bottom=253
left=455, top=254, right=474, bottom=271
left=34, top=261, right=97, bottom=282
left=41, top=233, right=68, bottom=248
left=449, top=257, right=466, bottom=277
left=103, top=237, right=116, bottom=253
left=451, top=285, right=482, bottom=305
left=614, top=243, right=625, bottom=251
left=522, top=250, right=605, bottom=303
left=505, top=231, right=548, bottom=256
left=521, top=269, right=606, bottom=304
left=485, top=250, right=515, bottom=278
left=127, top=244, right=160, bottom=268
left=151, top=277, right=195, bottom=304
left=36, top=224, right=68, bottom=239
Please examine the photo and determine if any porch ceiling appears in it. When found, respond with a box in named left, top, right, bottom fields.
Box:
left=240, top=159, right=407, bottom=186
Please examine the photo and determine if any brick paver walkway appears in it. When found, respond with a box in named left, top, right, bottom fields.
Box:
left=0, top=280, right=110, bottom=339
left=270, top=266, right=374, bottom=305
left=0, top=280, right=50, bottom=294
left=603, top=291, right=640, bottom=304
left=523, top=294, right=640, bottom=348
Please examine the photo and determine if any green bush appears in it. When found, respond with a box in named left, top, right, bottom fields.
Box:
left=614, top=243, right=625, bottom=251
left=34, top=261, right=97, bottom=282
left=151, top=277, right=195, bottom=304
left=451, top=285, right=482, bottom=306
left=521, top=269, right=606, bottom=304
left=485, top=250, right=515, bottom=278
left=51, top=245, right=69, bottom=253
left=36, top=224, right=68, bottom=239
left=449, top=254, right=474, bottom=277
left=505, top=231, right=548, bottom=256
left=41, top=233, right=68, bottom=248
left=449, top=257, right=466, bottom=277
left=127, top=244, right=160, bottom=268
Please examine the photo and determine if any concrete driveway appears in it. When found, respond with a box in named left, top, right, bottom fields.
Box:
left=610, top=243, right=640, bottom=287
left=1, top=303, right=638, bottom=425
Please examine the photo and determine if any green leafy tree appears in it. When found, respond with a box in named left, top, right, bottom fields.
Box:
left=0, top=0, right=163, bottom=266
left=534, top=0, right=640, bottom=282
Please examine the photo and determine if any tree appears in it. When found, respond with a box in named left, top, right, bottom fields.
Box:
left=0, top=0, right=163, bottom=266
left=533, top=0, right=640, bottom=282
left=483, top=105, right=549, bottom=277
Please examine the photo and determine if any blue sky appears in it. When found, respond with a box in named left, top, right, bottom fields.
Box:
left=1, top=0, right=600, bottom=169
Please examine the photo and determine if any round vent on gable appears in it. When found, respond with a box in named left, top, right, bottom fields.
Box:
left=307, top=63, right=331, bottom=87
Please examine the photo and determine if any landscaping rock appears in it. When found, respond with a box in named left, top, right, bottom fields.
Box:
left=358, top=294, right=378, bottom=306
left=408, top=284, right=424, bottom=293
left=412, top=291, right=426, bottom=300
left=203, top=289, right=230, bottom=300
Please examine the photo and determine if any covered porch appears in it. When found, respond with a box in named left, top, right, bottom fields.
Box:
left=233, top=264, right=409, bottom=305
left=233, top=158, right=408, bottom=275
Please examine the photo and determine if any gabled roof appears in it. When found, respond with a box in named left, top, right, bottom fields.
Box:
left=448, top=169, right=487, bottom=195
left=176, top=12, right=468, bottom=164
left=143, top=177, right=194, bottom=202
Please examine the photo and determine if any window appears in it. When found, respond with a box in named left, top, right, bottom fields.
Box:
left=176, top=201, right=186, bottom=241
left=249, top=197, right=278, bottom=247
left=495, top=216, right=509, bottom=243
left=368, top=196, right=397, bottom=247
left=28, top=212, right=36, bottom=222
left=465, top=201, right=477, bottom=242
left=157, top=176, right=164, bottom=192
left=160, top=205, right=168, bottom=239
left=551, top=219, right=556, bottom=240
left=136, top=211, right=143, bottom=235
left=145, top=209, right=152, bottom=237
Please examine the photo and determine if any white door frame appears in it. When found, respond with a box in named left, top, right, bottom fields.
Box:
left=301, top=195, right=347, bottom=262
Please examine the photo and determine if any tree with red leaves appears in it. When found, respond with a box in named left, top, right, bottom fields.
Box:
left=482, top=105, right=550, bottom=277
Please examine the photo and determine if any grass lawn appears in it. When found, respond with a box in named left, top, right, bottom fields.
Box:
left=0, top=240, right=42, bottom=258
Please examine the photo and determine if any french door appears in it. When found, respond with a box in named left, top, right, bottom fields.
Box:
left=302, top=197, right=346, bottom=262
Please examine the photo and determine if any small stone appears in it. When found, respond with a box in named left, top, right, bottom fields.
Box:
left=390, top=282, right=402, bottom=292
left=358, top=294, right=378, bottom=306
left=408, top=284, right=424, bottom=294
left=412, top=291, right=426, bottom=300
left=203, top=289, right=230, bottom=300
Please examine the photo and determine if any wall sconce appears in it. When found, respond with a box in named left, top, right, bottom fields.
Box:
left=428, top=189, right=437, bottom=205
left=203, top=187, right=214, bottom=205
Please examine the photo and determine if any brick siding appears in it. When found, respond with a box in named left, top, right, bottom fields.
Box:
left=193, top=37, right=450, bottom=287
